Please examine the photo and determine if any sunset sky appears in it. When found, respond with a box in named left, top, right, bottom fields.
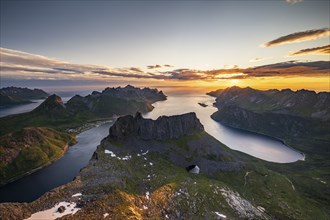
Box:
left=0, top=0, right=329, bottom=93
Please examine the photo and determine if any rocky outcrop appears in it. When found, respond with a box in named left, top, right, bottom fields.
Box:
left=0, top=87, right=48, bottom=106
left=109, top=112, right=204, bottom=140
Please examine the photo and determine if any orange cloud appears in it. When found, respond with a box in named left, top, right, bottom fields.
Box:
left=289, top=45, right=330, bottom=56
left=1, top=47, right=329, bottom=81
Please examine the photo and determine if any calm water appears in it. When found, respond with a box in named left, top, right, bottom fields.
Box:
left=0, top=97, right=71, bottom=118
left=0, top=122, right=112, bottom=202
left=143, top=95, right=304, bottom=163
left=0, top=94, right=303, bottom=203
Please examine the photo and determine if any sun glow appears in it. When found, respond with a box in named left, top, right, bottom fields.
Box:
left=230, top=79, right=240, bottom=86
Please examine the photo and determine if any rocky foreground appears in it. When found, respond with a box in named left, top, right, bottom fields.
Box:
left=0, top=112, right=328, bottom=219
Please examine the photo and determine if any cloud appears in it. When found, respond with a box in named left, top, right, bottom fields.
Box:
left=1, top=47, right=329, bottom=82
left=164, top=64, right=174, bottom=67
left=263, top=28, right=330, bottom=47
left=242, top=61, right=329, bottom=78
left=289, top=45, right=330, bottom=56
left=285, top=0, right=303, bottom=4
left=249, top=57, right=273, bottom=62
left=147, top=64, right=162, bottom=69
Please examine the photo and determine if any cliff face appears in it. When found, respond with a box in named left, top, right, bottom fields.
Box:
left=109, top=112, right=204, bottom=140
left=211, top=105, right=312, bottom=138
left=209, top=86, right=330, bottom=154
left=209, top=86, right=330, bottom=120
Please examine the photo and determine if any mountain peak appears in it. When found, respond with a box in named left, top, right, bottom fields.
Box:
left=33, top=94, right=66, bottom=115
left=109, top=112, right=204, bottom=141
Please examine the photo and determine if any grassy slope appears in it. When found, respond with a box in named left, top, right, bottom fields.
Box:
left=0, top=127, right=76, bottom=185
left=62, top=132, right=327, bottom=219
left=211, top=107, right=330, bottom=218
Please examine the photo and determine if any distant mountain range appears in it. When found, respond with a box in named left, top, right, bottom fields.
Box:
left=208, top=86, right=329, bottom=146
left=208, top=86, right=330, bottom=120
left=0, top=85, right=166, bottom=185
left=0, top=87, right=49, bottom=106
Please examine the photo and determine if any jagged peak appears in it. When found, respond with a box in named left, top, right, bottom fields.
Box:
left=109, top=112, right=204, bottom=141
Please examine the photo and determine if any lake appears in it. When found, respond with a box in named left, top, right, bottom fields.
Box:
left=143, top=95, right=304, bottom=163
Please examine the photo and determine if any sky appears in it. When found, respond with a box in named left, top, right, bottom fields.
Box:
left=0, top=0, right=329, bottom=93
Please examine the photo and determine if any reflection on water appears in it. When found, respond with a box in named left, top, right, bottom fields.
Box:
left=143, top=95, right=304, bottom=163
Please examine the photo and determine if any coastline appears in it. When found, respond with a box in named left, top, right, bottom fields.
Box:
left=210, top=116, right=306, bottom=162
left=0, top=144, right=69, bottom=188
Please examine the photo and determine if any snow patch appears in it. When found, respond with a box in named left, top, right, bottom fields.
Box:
left=214, top=211, right=226, bottom=219
left=105, top=150, right=131, bottom=161
left=25, top=201, right=80, bottom=220
left=104, top=150, right=116, bottom=157
left=145, top=191, right=150, bottom=200
left=220, top=188, right=263, bottom=218
left=257, top=206, right=266, bottom=212
left=141, top=150, right=149, bottom=155
left=71, top=193, right=82, bottom=197
left=103, top=213, right=109, bottom=218
left=143, top=205, right=148, bottom=210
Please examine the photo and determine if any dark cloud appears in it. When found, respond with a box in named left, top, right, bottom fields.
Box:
left=242, top=61, right=330, bottom=78
left=289, top=45, right=330, bottom=56
left=147, top=64, right=162, bottom=69
left=263, top=28, right=330, bottom=47
left=129, top=67, right=144, bottom=73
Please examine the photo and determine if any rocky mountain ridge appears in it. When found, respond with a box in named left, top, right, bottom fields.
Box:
left=208, top=86, right=330, bottom=120
left=0, top=85, right=167, bottom=136
left=209, top=86, right=330, bottom=152
left=109, top=112, right=204, bottom=141
left=66, top=85, right=166, bottom=117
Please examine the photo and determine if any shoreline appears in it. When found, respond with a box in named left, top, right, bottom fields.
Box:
left=211, top=116, right=306, bottom=162
left=0, top=144, right=69, bottom=188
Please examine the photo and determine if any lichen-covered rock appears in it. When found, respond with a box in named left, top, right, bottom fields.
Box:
left=109, top=112, right=204, bottom=140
